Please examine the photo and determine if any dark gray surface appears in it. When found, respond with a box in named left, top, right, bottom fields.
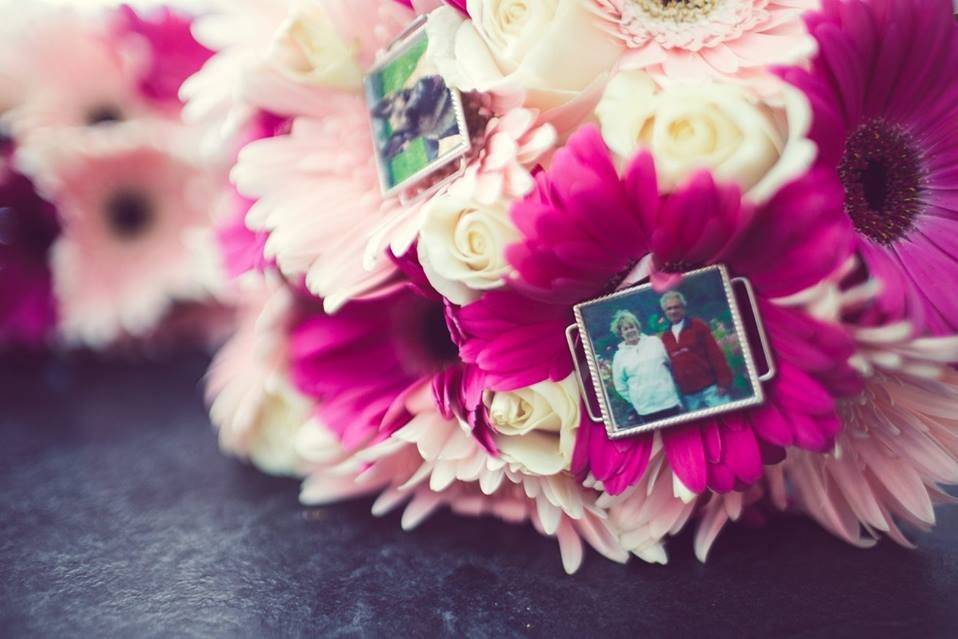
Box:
left=1, top=353, right=957, bottom=638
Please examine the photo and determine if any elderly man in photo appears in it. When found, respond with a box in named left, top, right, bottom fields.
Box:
left=659, top=291, right=733, bottom=410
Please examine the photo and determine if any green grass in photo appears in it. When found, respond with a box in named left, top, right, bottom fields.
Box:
left=388, top=137, right=429, bottom=186
left=380, top=36, right=428, bottom=95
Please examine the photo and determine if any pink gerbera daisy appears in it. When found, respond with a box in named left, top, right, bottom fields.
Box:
left=233, top=97, right=411, bottom=312
left=298, top=386, right=628, bottom=574
left=785, top=370, right=958, bottom=549
left=111, top=5, right=213, bottom=109
left=2, top=10, right=149, bottom=139
left=22, top=125, right=222, bottom=346
left=179, top=0, right=290, bottom=152
left=456, top=125, right=860, bottom=497
left=288, top=255, right=476, bottom=451
left=589, top=0, right=818, bottom=84
left=288, top=262, right=638, bottom=572
left=779, top=0, right=958, bottom=335
left=206, top=279, right=313, bottom=476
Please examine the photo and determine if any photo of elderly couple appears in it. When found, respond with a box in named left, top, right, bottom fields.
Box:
left=577, top=267, right=761, bottom=435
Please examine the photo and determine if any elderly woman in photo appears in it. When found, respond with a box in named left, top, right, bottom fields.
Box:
left=610, top=310, right=683, bottom=424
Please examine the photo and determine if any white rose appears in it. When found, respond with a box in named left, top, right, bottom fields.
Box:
left=418, top=192, right=520, bottom=305
left=427, top=1, right=623, bottom=115
left=485, top=376, right=580, bottom=476
left=245, top=381, right=313, bottom=477
left=267, top=0, right=362, bottom=91
left=595, top=70, right=815, bottom=202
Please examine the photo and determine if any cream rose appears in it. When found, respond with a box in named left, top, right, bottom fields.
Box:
left=427, top=1, right=623, bottom=116
left=485, top=376, right=580, bottom=476
left=244, top=381, right=313, bottom=477
left=267, top=0, right=362, bottom=91
left=418, top=192, right=520, bottom=305
left=595, top=70, right=816, bottom=203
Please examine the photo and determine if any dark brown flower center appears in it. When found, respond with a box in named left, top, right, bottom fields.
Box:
left=392, top=296, right=460, bottom=376
left=85, top=104, right=124, bottom=126
left=660, top=259, right=697, bottom=274
left=105, top=190, right=154, bottom=239
left=838, top=119, right=925, bottom=246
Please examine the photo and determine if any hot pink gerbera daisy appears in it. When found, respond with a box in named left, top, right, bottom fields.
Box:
left=589, top=0, right=818, bottom=84
left=111, top=5, right=213, bottom=109
left=23, top=125, right=221, bottom=346
left=288, top=259, right=641, bottom=572
left=456, top=125, right=860, bottom=496
left=0, top=167, right=59, bottom=349
left=288, top=255, right=482, bottom=452
left=779, top=0, right=958, bottom=335
left=214, top=112, right=287, bottom=280
left=288, top=258, right=645, bottom=571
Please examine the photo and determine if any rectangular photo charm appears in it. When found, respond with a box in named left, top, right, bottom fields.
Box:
left=364, top=19, right=471, bottom=198
left=572, top=265, right=766, bottom=439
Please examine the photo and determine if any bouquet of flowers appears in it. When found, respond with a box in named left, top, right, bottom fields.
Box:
left=188, top=0, right=958, bottom=572
left=0, top=2, right=229, bottom=351
left=5, top=0, right=958, bottom=574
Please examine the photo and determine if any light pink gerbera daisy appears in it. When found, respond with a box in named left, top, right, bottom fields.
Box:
left=785, top=370, right=958, bottom=549
left=298, top=381, right=629, bottom=574
left=182, top=0, right=411, bottom=154
left=235, top=102, right=556, bottom=314
left=2, top=10, right=149, bottom=141
left=206, top=279, right=313, bottom=476
left=679, top=276, right=958, bottom=555
left=446, top=105, right=557, bottom=206
left=589, top=0, right=819, bottom=84
left=594, top=447, right=699, bottom=563
left=20, top=124, right=222, bottom=346
left=179, top=0, right=290, bottom=153
left=232, top=97, right=410, bottom=312
left=222, top=1, right=422, bottom=311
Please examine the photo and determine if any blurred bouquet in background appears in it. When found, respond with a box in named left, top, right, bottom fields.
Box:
left=1, top=0, right=230, bottom=351
left=5, top=0, right=958, bottom=574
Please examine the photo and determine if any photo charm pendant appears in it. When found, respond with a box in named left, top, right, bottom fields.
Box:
left=566, top=265, right=776, bottom=440
left=364, top=16, right=471, bottom=202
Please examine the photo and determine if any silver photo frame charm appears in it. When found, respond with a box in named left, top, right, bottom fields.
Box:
left=363, top=16, right=472, bottom=201
left=566, top=265, right=776, bottom=440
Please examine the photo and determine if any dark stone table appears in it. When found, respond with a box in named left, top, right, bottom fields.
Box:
left=2, top=353, right=957, bottom=638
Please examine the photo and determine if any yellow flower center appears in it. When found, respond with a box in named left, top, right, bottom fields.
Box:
left=627, top=0, right=719, bottom=22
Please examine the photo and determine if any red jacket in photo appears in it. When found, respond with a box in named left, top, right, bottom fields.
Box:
left=660, top=318, right=733, bottom=395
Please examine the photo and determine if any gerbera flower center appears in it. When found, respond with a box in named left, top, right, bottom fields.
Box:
left=85, top=104, right=124, bottom=126
left=104, top=190, right=155, bottom=239
left=838, top=119, right=925, bottom=246
left=660, top=259, right=697, bottom=274
left=626, top=0, right=718, bottom=22
left=392, top=296, right=460, bottom=376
